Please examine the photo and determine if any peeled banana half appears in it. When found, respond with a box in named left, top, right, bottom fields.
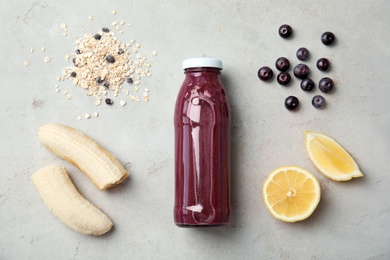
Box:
left=38, top=123, right=128, bottom=190
left=32, top=165, right=113, bottom=236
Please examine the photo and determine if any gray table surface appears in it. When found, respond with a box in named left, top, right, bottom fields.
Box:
left=1, top=0, right=390, bottom=259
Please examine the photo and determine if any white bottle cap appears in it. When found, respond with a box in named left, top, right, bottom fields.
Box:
left=182, top=58, right=223, bottom=70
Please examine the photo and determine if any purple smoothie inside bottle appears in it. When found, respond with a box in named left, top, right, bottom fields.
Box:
left=174, top=58, right=231, bottom=227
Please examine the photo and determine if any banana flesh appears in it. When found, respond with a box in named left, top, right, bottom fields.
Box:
left=38, top=123, right=128, bottom=190
left=32, top=165, right=113, bottom=236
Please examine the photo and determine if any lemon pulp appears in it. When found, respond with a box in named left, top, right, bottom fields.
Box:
left=305, top=131, right=363, bottom=181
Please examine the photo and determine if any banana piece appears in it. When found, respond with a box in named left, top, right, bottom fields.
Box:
left=32, top=165, right=113, bottom=236
left=38, top=123, right=128, bottom=190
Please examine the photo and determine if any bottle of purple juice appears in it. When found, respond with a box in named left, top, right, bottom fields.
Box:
left=174, top=58, right=231, bottom=227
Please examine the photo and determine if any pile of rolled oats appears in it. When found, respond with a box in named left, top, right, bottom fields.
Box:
left=52, top=12, right=158, bottom=120
left=25, top=11, right=157, bottom=120
left=62, top=26, right=154, bottom=108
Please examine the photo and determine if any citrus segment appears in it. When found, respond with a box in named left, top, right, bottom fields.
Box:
left=305, top=131, right=363, bottom=181
left=262, top=166, right=321, bottom=222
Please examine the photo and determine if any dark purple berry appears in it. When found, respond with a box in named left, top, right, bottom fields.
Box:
left=102, top=81, right=110, bottom=88
left=258, top=66, right=273, bottom=81
left=300, top=78, right=315, bottom=92
left=94, top=34, right=102, bottom=40
left=96, top=76, right=103, bottom=84
left=277, top=72, right=291, bottom=86
left=126, top=77, right=133, bottom=84
left=75, top=49, right=81, bottom=55
left=105, top=98, right=113, bottom=105
left=293, top=64, right=310, bottom=79
left=279, top=24, right=293, bottom=38
left=312, top=95, right=326, bottom=109
left=317, top=58, right=330, bottom=71
left=106, top=55, right=115, bottom=63
left=319, top=77, right=334, bottom=93
left=296, top=47, right=310, bottom=61
left=321, top=32, right=336, bottom=45
left=284, top=96, right=299, bottom=111
left=102, top=27, right=110, bottom=33
left=118, top=49, right=125, bottom=55
left=70, top=72, right=77, bottom=77
left=275, top=57, right=290, bottom=72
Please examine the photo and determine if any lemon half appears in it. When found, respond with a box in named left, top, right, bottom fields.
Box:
left=305, top=131, right=363, bottom=181
left=262, top=166, right=321, bottom=222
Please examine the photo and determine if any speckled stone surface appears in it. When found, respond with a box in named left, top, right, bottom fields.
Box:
left=1, top=0, right=390, bottom=259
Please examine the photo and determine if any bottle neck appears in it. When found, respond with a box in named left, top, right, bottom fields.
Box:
left=184, top=67, right=221, bottom=75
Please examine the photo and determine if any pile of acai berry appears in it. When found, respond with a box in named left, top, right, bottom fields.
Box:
left=258, top=24, right=336, bottom=111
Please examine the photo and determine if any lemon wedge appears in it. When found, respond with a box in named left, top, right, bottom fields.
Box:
left=262, top=166, right=321, bottom=222
left=305, top=131, right=363, bottom=181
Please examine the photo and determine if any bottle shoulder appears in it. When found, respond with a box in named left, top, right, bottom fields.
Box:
left=179, top=79, right=227, bottom=101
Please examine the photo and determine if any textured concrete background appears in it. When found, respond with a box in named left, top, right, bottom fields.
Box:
left=1, top=0, right=390, bottom=259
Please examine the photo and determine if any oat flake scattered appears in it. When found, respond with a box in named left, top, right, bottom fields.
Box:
left=41, top=47, right=45, bottom=51
left=89, top=16, right=94, bottom=20
left=55, top=89, right=60, bottom=93
left=30, top=48, right=34, bottom=53
left=120, top=100, right=127, bottom=107
left=66, top=94, right=72, bottom=100
left=112, top=10, right=117, bottom=15
left=77, top=116, right=82, bottom=121
left=60, top=23, right=67, bottom=29
left=44, top=56, right=51, bottom=63
left=85, top=113, right=91, bottom=119
left=152, top=51, right=157, bottom=56
left=130, top=95, right=141, bottom=102
left=93, top=112, right=99, bottom=117
left=24, top=61, right=29, bottom=66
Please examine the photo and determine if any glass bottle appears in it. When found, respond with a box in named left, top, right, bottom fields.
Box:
left=174, top=58, right=231, bottom=227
